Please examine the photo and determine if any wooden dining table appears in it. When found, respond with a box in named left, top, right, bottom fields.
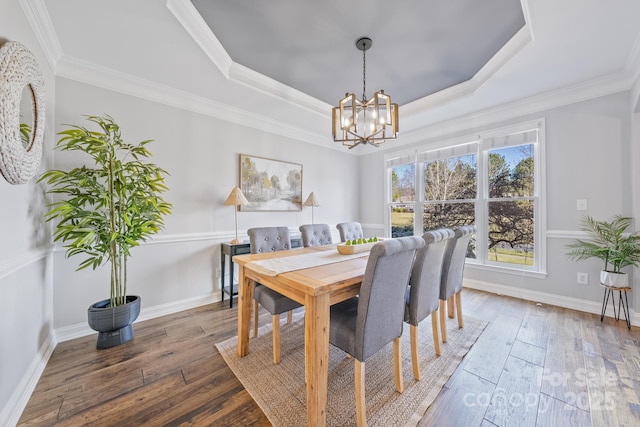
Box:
left=233, top=244, right=369, bottom=427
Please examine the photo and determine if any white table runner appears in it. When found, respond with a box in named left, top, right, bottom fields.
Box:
left=247, top=250, right=369, bottom=277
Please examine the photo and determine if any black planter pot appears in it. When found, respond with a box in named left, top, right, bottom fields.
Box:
left=88, top=295, right=141, bottom=349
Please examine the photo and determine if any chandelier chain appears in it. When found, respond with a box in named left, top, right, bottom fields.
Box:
left=362, top=47, right=366, bottom=102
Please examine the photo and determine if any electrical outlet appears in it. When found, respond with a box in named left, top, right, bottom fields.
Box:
left=576, top=199, right=588, bottom=211
left=215, top=268, right=221, bottom=278
left=577, top=272, right=588, bottom=285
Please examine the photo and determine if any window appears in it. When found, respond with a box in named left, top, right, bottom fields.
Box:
left=385, top=121, right=545, bottom=274
left=390, top=161, right=415, bottom=237
left=486, top=144, right=535, bottom=266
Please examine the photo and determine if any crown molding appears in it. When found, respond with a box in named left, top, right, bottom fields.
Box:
left=166, top=0, right=232, bottom=77
left=169, top=0, right=533, bottom=123
left=25, top=0, right=640, bottom=156
left=19, top=0, right=63, bottom=70
left=52, top=47, right=633, bottom=159
left=626, top=31, right=640, bottom=111
left=229, top=62, right=331, bottom=117
left=401, top=25, right=533, bottom=117
left=167, top=0, right=329, bottom=118
left=165, top=0, right=636, bottom=155
left=55, top=55, right=338, bottom=150
left=624, top=26, right=640, bottom=83
left=392, top=71, right=631, bottom=150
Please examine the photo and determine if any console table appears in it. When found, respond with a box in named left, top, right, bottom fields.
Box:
left=220, top=238, right=302, bottom=308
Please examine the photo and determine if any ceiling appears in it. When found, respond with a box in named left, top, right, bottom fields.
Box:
left=191, top=0, right=525, bottom=106
left=28, top=0, right=640, bottom=152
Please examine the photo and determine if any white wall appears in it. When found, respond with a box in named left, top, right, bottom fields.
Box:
left=2, top=15, right=359, bottom=421
left=631, top=110, right=640, bottom=320
left=4, top=2, right=639, bottom=424
left=0, top=2, right=56, bottom=425
left=52, top=77, right=360, bottom=330
left=359, top=91, right=637, bottom=316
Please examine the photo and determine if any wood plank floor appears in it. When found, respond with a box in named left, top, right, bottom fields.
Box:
left=18, top=289, right=639, bottom=426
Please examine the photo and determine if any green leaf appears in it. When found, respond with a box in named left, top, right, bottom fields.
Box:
left=39, top=114, right=171, bottom=304
left=566, top=214, right=640, bottom=272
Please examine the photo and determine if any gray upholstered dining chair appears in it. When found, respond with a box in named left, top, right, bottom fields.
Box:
left=336, top=221, right=364, bottom=242
left=299, top=223, right=333, bottom=247
left=439, top=225, right=476, bottom=343
left=247, top=227, right=302, bottom=364
left=329, top=236, right=425, bottom=427
left=404, top=228, right=455, bottom=381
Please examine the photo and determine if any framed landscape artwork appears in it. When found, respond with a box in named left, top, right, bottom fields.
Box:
left=239, top=154, right=303, bottom=211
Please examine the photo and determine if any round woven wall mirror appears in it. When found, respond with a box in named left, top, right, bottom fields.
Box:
left=0, top=41, right=46, bottom=184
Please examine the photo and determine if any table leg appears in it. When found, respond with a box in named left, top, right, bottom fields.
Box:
left=221, top=250, right=226, bottom=304
left=305, top=293, right=330, bottom=427
left=237, top=266, right=253, bottom=357
left=228, top=254, right=234, bottom=308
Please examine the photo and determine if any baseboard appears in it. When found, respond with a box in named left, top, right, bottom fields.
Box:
left=463, top=278, right=639, bottom=327
left=5, top=294, right=221, bottom=426
left=0, top=332, right=56, bottom=427
left=9, top=282, right=636, bottom=427
left=55, top=293, right=220, bottom=343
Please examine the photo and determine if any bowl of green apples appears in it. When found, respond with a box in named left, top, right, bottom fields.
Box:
left=337, top=237, right=382, bottom=255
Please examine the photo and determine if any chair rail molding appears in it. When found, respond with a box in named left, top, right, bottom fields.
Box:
left=0, top=245, right=52, bottom=280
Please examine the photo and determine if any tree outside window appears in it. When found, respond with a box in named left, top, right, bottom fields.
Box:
left=487, top=144, right=535, bottom=266
left=422, top=155, right=477, bottom=257
left=390, top=163, right=415, bottom=237
left=385, top=124, right=542, bottom=272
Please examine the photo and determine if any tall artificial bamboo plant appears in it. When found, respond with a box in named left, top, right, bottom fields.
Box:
left=39, top=115, right=172, bottom=307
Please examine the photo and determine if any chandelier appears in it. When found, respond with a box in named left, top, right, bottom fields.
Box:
left=332, top=37, right=399, bottom=149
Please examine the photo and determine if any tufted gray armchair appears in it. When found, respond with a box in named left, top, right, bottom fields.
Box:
left=404, top=228, right=455, bottom=380
left=336, top=222, right=364, bottom=242
left=329, top=236, right=425, bottom=426
left=439, top=225, right=476, bottom=343
left=247, top=227, right=302, bottom=364
left=299, top=223, right=333, bottom=247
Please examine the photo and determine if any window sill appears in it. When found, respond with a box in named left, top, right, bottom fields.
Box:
left=465, top=261, right=547, bottom=280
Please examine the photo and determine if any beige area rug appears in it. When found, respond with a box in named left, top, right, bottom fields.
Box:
left=216, top=313, right=487, bottom=427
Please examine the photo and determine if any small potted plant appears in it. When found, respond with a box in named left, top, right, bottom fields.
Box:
left=39, top=114, right=172, bottom=348
left=566, top=214, right=640, bottom=288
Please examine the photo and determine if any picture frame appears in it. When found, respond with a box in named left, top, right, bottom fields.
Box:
left=239, top=154, right=303, bottom=211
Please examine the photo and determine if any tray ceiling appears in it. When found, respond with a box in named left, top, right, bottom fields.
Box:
left=191, top=0, right=526, bottom=106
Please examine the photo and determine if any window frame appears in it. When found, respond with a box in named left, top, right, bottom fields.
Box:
left=384, top=119, right=546, bottom=277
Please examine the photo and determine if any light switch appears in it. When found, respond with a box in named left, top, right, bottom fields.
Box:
left=576, top=199, right=588, bottom=211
